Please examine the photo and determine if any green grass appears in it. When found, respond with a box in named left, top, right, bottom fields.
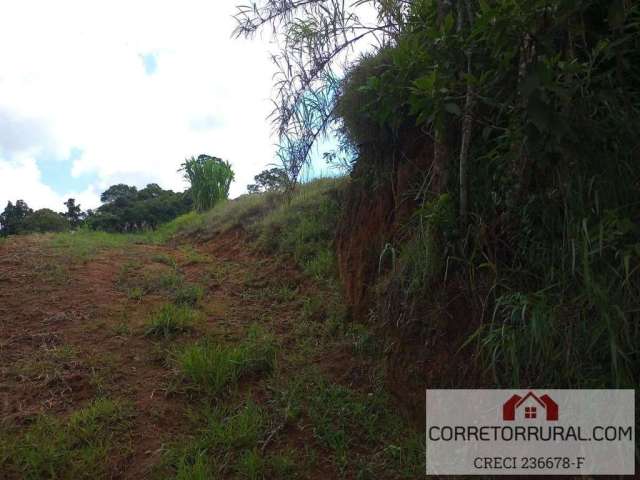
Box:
left=177, top=325, right=276, bottom=395
left=170, top=177, right=347, bottom=280
left=166, top=402, right=267, bottom=479
left=178, top=245, right=211, bottom=265
left=151, top=253, right=177, bottom=268
left=165, top=402, right=300, bottom=479
left=48, top=229, right=142, bottom=261
left=0, top=398, right=132, bottom=479
left=254, top=177, right=345, bottom=279
left=145, top=304, right=200, bottom=338
left=173, top=283, right=205, bottom=306
left=152, top=211, right=204, bottom=243
left=267, top=370, right=423, bottom=478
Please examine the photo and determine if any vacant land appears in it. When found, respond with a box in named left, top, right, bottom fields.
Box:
left=0, top=231, right=422, bottom=479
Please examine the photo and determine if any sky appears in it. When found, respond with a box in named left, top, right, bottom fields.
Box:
left=0, top=0, right=332, bottom=211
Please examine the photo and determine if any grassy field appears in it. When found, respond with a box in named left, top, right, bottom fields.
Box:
left=0, top=179, right=423, bottom=479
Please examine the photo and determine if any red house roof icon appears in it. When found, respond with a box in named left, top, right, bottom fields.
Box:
left=503, top=391, right=559, bottom=421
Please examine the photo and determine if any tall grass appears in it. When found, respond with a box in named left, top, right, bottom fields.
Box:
left=177, top=325, right=276, bottom=395
left=181, top=155, right=234, bottom=212
left=466, top=170, right=640, bottom=388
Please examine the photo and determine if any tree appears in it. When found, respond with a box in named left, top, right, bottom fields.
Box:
left=87, top=183, right=192, bottom=232
left=100, top=184, right=138, bottom=204
left=180, top=155, right=235, bottom=212
left=234, top=1, right=404, bottom=187
left=21, top=209, right=69, bottom=233
left=63, top=198, right=84, bottom=228
left=0, top=200, right=33, bottom=236
left=247, top=167, right=288, bottom=194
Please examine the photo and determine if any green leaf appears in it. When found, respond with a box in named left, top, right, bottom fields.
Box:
left=444, top=102, right=462, bottom=117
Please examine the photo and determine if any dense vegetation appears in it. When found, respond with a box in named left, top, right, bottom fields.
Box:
left=0, top=153, right=238, bottom=236
left=236, top=1, right=640, bottom=389
left=1, top=200, right=73, bottom=236
left=86, top=183, right=193, bottom=232
left=180, top=154, right=235, bottom=212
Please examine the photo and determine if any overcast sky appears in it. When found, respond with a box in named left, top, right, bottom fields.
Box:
left=0, top=0, right=322, bottom=211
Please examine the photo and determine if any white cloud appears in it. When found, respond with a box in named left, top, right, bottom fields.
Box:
left=0, top=0, right=278, bottom=210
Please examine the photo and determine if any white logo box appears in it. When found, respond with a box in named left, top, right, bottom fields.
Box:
left=426, top=389, right=635, bottom=476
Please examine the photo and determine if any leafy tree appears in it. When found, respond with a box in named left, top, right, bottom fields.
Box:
left=87, top=183, right=192, bottom=232
left=247, top=167, right=288, bottom=194
left=0, top=200, right=33, bottom=236
left=100, top=184, right=138, bottom=204
left=63, top=198, right=85, bottom=228
left=21, top=209, right=69, bottom=233
left=180, top=155, right=234, bottom=212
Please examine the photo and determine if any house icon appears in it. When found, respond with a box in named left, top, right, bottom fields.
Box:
left=503, top=391, right=559, bottom=421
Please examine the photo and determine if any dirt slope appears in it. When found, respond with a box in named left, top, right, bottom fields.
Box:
left=0, top=233, right=421, bottom=479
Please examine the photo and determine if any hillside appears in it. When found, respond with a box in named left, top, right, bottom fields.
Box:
left=0, top=179, right=424, bottom=479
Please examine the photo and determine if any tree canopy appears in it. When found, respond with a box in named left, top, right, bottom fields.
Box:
left=87, top=183, right=193, bottom=232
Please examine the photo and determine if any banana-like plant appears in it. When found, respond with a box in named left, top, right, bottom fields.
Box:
left=180, top=155, right=234, bottom=212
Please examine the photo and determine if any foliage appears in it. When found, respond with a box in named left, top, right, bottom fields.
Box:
left=247, top=167, right=288, bottom=194
left=234, top=1, right=395, bottom=185
left=87, top=183, right=192, bottom=232
left=145, top=303, right=199, bottom=338
left=63, top=198, right=85, bottom=228
left=0, top=200, right=33, bottom=236
left=174, top=177, right=346, bottom=279
left=255, top=177, right=345, bottom=279
left=21, top=208, right=70, bottom=234
left=329, top=0, right=640, bottom=388
left=180, top=154, right=235, bottom=212
left=177, top=325, right=276, bottom=395
left=0, top=399, right=132, bottom=479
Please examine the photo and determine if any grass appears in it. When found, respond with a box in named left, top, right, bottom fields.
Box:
left=48, top=230, right=142, bottom=262
left=151, top=253, right=177, bottom=268
left=11, top=345, right=79, bottom=382
left=0, top=398, right=132, bottom=479
left=178, top=245, right=211, bottom=265
left=267, top=369, right=424, bottom=478
left=170, top=177, right=347, bottom=280
left=165, top=402, right=267, bottom=478
left=176, top=325, right=276, bottom=395
left=165, top=402, right=300, bottom=479
left=254, top=178, right=345, bottom=279
left=145, top=304, right=200, bottom=338
left=173, top=282, right=204, bottom=306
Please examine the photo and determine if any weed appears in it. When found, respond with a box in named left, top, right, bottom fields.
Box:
left=177, top=325, right=276, bottom=395
left=152, top=253, right=177, bottom=268
left=126, top=286, right=144, bottom=301
left=236, top=448, right=265, bottom=479
left=0, top=398, right=132, bottom=479
left=165, top=402, right=266, bottom=478
left=172, top=282, right=204, bottom=306
left=202, top=263, right=229, bottom=286
left=145, top=304, right=199, bottom=338
left=179, top=245, right=210, bottom=265
left=113, top=321, right=131, bottom=336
